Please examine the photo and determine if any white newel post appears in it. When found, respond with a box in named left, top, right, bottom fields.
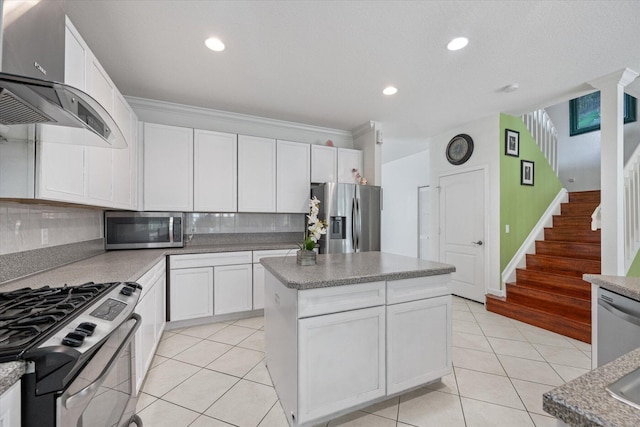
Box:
left=590, top=68, right=639, bottom=275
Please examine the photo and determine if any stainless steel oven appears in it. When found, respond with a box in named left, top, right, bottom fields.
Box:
left=105, top=211, right=184, bottom=250
left=57, top=313, right=141, bottom=427
left=5, top=282, right=145, bottom=427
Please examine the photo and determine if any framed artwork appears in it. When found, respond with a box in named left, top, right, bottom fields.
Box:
left=569, top=91, right=637, bottom=136
left=521, top=160, right=534, bottom=186
left=505, top=129, right=519, bottom=157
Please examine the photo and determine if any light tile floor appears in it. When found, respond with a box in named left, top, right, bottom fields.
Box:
left=136, top=296, right=592, bottom=427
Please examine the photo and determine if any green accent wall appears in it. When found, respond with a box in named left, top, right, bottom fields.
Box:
left=500, top=114, right=563, bottom=285
left=629, top=250, right=640, bottom=277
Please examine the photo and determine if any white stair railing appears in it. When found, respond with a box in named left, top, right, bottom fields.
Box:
left=521, top=109, right=559, bottom=176
left=624, top=143, right=640, bottom=272
left=591, top=142, right=640, bottom=273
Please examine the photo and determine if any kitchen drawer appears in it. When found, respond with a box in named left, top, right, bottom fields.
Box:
left=252, top=249, right=297, bottom=263
left=170, top=251, right=252, bottom=269
left=386, top=274, right=452, bottom=305
left=298, top=281, right=385, bottom=318
left=137, top=258, right=166, bottom=300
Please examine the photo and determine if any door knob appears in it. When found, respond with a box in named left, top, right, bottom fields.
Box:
left=471, top=240, right=483, bottom=246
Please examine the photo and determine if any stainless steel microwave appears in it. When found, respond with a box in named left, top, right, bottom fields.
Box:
left=105, top=211, right=184, bottom=249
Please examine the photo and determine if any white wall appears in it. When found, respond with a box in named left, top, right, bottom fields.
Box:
left=381, top=150, right=429, bottom=257
left=429, top=114, right=501, bottom=296
left=546, top=98, right=640, bottom=192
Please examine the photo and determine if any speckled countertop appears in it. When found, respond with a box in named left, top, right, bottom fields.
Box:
left=261, top=251, right=455, bottom=290
left=544, top=347, right=640, bottom=427
left=0, top=362, right=25, bottom=395
left=584, top=274, right=640, bottom=301
left=0, top=242, right=299, bottom=292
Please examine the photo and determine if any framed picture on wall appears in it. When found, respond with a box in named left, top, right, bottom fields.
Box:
left=505, top=129, right=519, bottom=157
left=521, top=160, right=534, bottom=186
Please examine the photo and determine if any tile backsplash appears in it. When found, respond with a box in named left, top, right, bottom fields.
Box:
left=186, top=212, right=305, bottom=234
left=0, top=202, right=305, bottom=256
left=0, top=201, right=104, bottom=255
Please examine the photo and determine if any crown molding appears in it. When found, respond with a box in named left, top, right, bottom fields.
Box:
left=125, top=96, right=353, bottom=138
left=351, top=121, right=377, bottom=139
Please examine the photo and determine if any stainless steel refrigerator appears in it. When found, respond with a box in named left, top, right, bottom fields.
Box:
left=311, top=183, right=382, bottom=254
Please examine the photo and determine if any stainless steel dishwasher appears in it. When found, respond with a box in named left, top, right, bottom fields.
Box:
left=597, top=287, right=640, bottom=366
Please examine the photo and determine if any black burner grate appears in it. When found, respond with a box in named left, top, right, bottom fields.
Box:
left=0, top=282, right=116, bottom=355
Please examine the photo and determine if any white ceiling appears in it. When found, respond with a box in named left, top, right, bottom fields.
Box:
left=65, top=0, right=640, bottom=163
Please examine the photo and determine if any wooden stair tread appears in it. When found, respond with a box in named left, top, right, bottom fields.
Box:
left=525, top=253, right=601, bottom=277
left=486, top=295, right=591, bottom=343
left=568, top=190, right=601, bottom=203
left=535, top=240, right=600, bottom=260
left=515, top=268, right=591, bottom=299
left=503, top=283, right=590, bottom=323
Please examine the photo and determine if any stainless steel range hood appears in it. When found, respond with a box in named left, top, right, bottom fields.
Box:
left=0, top=0, right=126, bottom=148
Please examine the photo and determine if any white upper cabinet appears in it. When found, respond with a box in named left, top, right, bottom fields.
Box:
left=338, top=148, right=364, bottom=184
left=194, top=130, right=237, bottom=212
left=238, top=135, right=277, bottom=212
left=143, top=123, right=194, bottom=211
left=64, top=22, right=86, bottom=90
left=85, top=146, right=113, bottom=205
left=86, top=56, right=115, bottom=115
left=112, top=93, right=138, bottom=209
left=35, top=18, right=137, bottom=209
left=277, top=140, right=310, bottom=213
left=36, top=141, right=86, bottom=203
left=311, top=144, right=337, bottom=183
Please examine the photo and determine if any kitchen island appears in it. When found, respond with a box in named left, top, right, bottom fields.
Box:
left=261, top=252, right=455, bottom=427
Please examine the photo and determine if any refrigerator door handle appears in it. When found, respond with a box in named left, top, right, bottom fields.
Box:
left=355, top=197, right=360, bottom=251
left=351, top=198, right=357, bottom=251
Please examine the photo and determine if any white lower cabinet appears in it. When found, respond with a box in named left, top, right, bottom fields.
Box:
left=252, top=264, right=266, bottom=310
left=0, top=381, right=20, bottom=427
left=169, top=252, right=254, bottom=322
left=298, top=306, right=386, bottom=424
left=252, top=249, right=297, bottom=310
left=169, top=267, right=214, bottom=321
left=214, top=264, right=253, bottom=315
left=386, top=295, right=451, bottom=394
left=134, top=258, right=166, bottom=394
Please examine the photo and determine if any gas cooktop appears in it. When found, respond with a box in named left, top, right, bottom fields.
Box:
left=0, top=282, right=116, bottom=360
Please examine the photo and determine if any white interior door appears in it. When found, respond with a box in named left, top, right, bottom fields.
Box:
left=418, top=186, right=431, bottom=260
left=439, top=169, right=486, bottom=303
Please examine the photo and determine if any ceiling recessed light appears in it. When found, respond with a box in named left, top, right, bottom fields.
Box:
left=205, top=37, right=225, bottom=52
left=447, top=37, right=468, bottom=51
left=383, top=86, right=398, bottom=96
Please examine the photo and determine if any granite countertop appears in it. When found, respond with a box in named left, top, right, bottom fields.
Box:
left=0, top=242, right=299, bottom=293
left=584, top=274, right=640, bottom=301
left=261, top=251, right=456, bottom=290
left=544, top=347, right=640, bottom=427
left=0, top=362, right=25, bottom=395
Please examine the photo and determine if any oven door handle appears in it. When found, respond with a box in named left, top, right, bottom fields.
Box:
left=63, top=313, right=141, bottom=410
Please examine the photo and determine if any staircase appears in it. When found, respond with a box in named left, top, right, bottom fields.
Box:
left=487, top=190, right=601, bottom=343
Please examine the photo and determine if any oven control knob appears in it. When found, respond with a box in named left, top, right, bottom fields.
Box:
left=62, top=331, right=86, bottom=347
left=120, top=286, right=133, bottom=296
left=125, top=282, right=143, bottom=290
left=76, top=322, right=97, bottom=336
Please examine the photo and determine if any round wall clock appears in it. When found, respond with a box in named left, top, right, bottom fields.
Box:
left=446, top=133, right=474, bottom=165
